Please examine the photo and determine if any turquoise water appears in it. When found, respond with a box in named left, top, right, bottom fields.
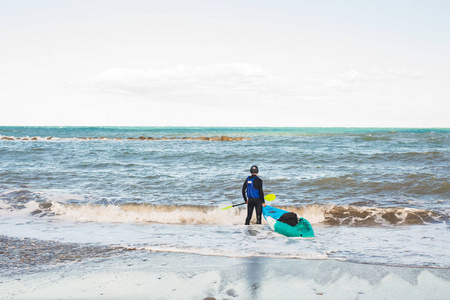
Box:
left=0, top=126, right=446, bottom=138
left=1, top=127, right=449, bottom=267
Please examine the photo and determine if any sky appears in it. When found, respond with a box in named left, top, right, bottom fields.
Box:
left=1, top=0, right=449, bottom=127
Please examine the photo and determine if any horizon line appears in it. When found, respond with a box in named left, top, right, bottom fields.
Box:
left=1, top=125, right=449, bottom=129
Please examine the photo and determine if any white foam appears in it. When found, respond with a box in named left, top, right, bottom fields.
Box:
left=50, top=202, right=251, bottom=225
left=0, top=200, right=11, bottom=210
left=1, top=201, right=449, bottom=267
left=0, top=200, right=41, bottom=216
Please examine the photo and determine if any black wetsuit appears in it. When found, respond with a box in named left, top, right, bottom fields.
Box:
left=242, top=175, right=265, bottom=225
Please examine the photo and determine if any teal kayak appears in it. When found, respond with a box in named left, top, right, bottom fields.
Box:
left=262, top=205, right=314, bottom=238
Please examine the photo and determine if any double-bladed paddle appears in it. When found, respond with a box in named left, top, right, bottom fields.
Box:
left=221, top=194, right=276, bottom=210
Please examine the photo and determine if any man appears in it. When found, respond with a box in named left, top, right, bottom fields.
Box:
left=242, top=165, right=266, bottom=225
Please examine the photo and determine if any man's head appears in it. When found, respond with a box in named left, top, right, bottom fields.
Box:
left=250, top=165, right=259, bottom=174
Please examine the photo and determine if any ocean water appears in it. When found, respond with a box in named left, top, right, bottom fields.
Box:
left=0, top=127, right=449, bottom=269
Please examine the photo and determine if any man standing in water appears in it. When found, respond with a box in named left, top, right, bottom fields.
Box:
left=242, top=165, right=266, bottom=225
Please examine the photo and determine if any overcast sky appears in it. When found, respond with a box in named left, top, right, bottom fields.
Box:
left=1, top=0, right=449, bottom=127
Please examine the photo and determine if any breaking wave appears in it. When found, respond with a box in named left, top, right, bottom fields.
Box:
left=8, top=201, right=447, bottom=227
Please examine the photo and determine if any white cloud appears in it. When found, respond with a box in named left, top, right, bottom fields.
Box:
left=83, top=63, right=274, bottom=105
left=81, top=63, right=424, bottom=111
left=324, top=68, right=422, bottom=92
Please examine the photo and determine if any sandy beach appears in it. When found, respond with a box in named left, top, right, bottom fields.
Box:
left=1, top=250, right=449, bottom=300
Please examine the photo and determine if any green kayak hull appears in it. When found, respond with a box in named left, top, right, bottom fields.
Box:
left=263, top=205, right=314, bottom=238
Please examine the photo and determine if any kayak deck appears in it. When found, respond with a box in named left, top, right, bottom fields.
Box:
left=263, top=205, right=314, bottom=238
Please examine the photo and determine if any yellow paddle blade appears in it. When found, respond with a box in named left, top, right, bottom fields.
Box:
left=221, top=205, right=233, bottom=210
left=264, top=194, right=276, bottom=201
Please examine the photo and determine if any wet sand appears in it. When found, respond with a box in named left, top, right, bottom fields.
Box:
left=1, top=249, right=449, bottom=300
left=0, top=236, right=126, bottom=276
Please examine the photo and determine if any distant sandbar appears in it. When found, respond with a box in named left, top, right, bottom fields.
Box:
left=1, top=136, right=249, bottom=141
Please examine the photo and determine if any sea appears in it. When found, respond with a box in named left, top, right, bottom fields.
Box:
left=0, top=126, right=449, bottom=271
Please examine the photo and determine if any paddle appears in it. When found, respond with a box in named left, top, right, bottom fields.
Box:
left=264, top=193, right=276, bottom=201
left=220, top=202, right=246, bottom=210
left=221, top=194, right=276, bottom=210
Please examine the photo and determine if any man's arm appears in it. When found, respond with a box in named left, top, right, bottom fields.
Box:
left=259, top=178, right=265, bottom=204
left=242, top=180, right=248, bottom=202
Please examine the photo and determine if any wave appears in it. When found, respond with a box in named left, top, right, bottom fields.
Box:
left=285, top=172, right=450, bottom=197
left=359, top=134, right=392, bottom=142
left=12, top=201, right=447, bottom=227
left=284, top=204, right=446, bottom=226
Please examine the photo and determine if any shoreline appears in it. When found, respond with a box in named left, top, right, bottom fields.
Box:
left=2, top=251, right=449, bottom=300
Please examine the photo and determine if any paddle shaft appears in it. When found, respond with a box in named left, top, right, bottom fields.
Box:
left=221, top=194, right=275, bottom=210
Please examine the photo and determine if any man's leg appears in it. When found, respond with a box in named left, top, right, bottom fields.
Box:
left=255, top=200, right=263, bottom=224
left=245, top=199, right=255, bottom=225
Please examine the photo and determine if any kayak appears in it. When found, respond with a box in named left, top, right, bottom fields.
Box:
left=262, top=205, right=314, bottom=238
